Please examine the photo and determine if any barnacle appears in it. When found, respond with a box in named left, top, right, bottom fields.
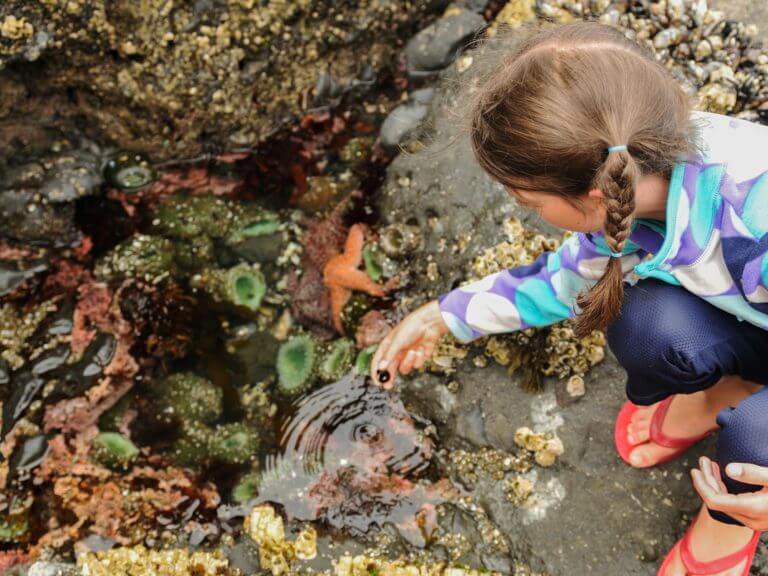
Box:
left=276, top=334, right=319, bottom=396
left=513, top=427, right=564, bottom=468
left=103, top=152, right=156, bottom=191
left=318, top=338, right=355, bottom=382
left=469, top=217, right=560, bottom=280
left=190, top=263, right=267, bottom=312
left=379, top=223, right=422, bottom=259
left=245, top=504, right=318, bottom=575
left=424, top=333, right=470, bottom=375
left=76, top=545, right=230, bottom=575
left=92, top=432, right=140, bottom=471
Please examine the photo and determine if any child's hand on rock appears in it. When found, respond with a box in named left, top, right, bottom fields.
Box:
left=370, top=300, right=449, bottom=389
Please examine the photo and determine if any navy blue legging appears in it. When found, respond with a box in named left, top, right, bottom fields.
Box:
left=607, top=279, right=768, bottom=526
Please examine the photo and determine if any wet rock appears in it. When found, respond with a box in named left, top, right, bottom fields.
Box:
left=1, top=371, right=45, bottom=438
left=0, top=1, right=451, bottom=163
left=385, top=39, right=714, bottom=574
left=0, top=144, right=103, bottom=246
left=0, top=260, right=48, bottom=297
left=405, top=10, right=487, bottom=79
left=8, top=434, right=48, bottom=481
left=379, top=88, right=436, bottom=155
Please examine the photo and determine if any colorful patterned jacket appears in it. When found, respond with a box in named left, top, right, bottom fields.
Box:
left=437, top=110, right=768, bottom=343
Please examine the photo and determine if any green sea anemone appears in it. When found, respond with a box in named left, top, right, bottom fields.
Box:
left=173, top=235, right=215, bottom=272
left=190, top=263, right=266, bottom=312
left=232, top=471, right=262, bottom=503
left=153, top=194, right=238, bottom=239
left=172, top=421, right=214, bottom=467
left=354, top=345, right=378, bottom=375
left=94, top=234, right=175, bottom=283
left=276, top=334, right=318, bottom=396
left=211, top=423, right=259, bottom=465
left=103, top=152, right=156, bottom=191
left=362, top=243, right=384, bottom=282
left=93, top=432, right=140, bottom=470
left=152, top=372, right=223, bottom=426
left=318, top=338, right=354, bottom=382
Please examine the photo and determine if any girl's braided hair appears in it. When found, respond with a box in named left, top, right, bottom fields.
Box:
left=433, top=19, right=705, bottom=337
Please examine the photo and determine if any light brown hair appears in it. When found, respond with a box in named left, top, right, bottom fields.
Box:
left=420, top=19, right=704, bottom=337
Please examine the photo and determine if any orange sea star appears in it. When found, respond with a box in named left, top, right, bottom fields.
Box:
left=323, top=223, right=387, bottom=333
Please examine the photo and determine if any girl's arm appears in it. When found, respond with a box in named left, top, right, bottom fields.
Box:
left=437, top=231, right=645, bottom=343
left=372, top=229, right=647, bottom=386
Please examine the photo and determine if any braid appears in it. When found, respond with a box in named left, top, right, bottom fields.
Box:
left=574, top=148, right=641, bottom=338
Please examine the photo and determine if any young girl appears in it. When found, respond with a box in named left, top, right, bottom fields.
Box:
left=370, top=20, right=768, bottom=576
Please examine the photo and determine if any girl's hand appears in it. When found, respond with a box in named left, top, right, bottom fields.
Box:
left=370, top=300, right=450, bottom=389
left=691, top=456, right=768, bottom=530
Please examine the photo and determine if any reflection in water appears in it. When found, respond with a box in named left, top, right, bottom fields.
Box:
left=259, top=373, right=452, bottom=546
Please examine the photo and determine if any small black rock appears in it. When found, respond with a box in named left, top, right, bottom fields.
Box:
left=377, top=369, right=391, bottom=384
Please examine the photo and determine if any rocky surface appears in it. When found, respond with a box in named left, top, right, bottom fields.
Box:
left=0, top=0, right=451, bottom=164
left=380, top=31, right=766, bottom=574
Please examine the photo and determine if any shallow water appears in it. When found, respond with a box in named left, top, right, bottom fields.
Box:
left=258, top=373, right=443, bottom=544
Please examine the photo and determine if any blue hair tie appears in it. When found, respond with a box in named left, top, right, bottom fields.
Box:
left=610, top=250, right=623, bottom=258
left=607, top=144, right=628, bottom=153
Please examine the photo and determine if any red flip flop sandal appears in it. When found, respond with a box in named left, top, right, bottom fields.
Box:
left=614, top=395, right=717, bottom=467
left=657, top=523, right=761, bottom=576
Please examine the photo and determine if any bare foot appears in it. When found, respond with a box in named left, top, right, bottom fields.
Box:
left=626, top=376, right=761, bottom=468
left=662, top=506, right=754, bottom=575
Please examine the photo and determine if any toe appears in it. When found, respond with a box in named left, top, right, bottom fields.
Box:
left=627, top=421, right=650, bottom=445
left=629, top=443, right=675, bottom=468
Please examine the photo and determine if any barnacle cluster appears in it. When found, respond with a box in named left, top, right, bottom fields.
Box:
left=245, top=504, right=317, bottom=575
left=446, top=447, right=531, bottom=486
left=332, top=555, right=500, bottom=575
left=424, top=333, right=470, bottom=375
left=76, top=545, right=231, bottom=575
left=483, top=323, right=606, bottom=391
left=468, top=218, right=561, bottom=281
left=514, top=426, right=564, bottom=468
left=0, top=299, right=60, bottom=369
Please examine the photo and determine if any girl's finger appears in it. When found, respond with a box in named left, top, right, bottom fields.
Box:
left=692, top=470, right=764, bottom=517
left=371, top=331, right=395, bottom=378
left=413, top=349, right=427, bottom=370
left=699, top=457, right=721, bottom=494
left=400, top=350, right=418, bottom=375
left=382, top=349, right=407, bottom=389
left=379, top=324, right=418, bottom=370
left=726, top=463, right=768, bottom=487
